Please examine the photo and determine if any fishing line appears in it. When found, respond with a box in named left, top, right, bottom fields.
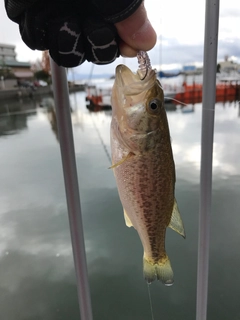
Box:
left=164, top=97, right=189, bottom=107
left=147, top=284, right=155, bottom=320
left=88, top=63, right=94, bottom=83
left=90, top=113, right=112, bottom=164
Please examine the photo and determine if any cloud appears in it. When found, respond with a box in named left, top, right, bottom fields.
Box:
left=220, top=3, right=240, bottom=17
left=220, top=8, right=240, bottom=17
left=218, top=40, right=240, bottom=61
left=1, top=0, right=240, bottom=72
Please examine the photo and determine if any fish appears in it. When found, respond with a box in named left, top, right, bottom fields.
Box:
left=110, top=51, right=185, bottom=285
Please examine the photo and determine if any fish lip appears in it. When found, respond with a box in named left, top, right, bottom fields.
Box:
left=115, top=64, right=138, bottom=88
left=115, top=65, right=157, bottom=96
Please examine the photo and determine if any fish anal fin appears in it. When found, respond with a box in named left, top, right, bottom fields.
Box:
left=143, top=255, right=174, bottom=286
left=168, top=199, right=186, bottom=238
left=123, top=209, right=133, bottom=228
left=109, top=152, right=134, bottom=169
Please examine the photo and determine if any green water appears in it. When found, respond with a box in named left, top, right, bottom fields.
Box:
left=0, top=93, right=239, bottom=320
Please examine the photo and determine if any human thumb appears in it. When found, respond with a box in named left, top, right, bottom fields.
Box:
left=114, top=3, right=156, bottom=57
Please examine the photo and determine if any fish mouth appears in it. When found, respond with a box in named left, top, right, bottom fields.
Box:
left=115, top=65, right=139, bottom=87
left=115, top=64, right=157, bottom=95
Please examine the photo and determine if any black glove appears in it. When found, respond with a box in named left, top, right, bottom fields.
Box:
left=4, top=0, right=142, bottom=67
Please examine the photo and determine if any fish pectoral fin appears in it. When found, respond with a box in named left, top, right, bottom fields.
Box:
left=109, top=152, right=134, bottom=169
left=123, top=209, right=133, bottom=228
left=168, top=199, right=186, bottom=238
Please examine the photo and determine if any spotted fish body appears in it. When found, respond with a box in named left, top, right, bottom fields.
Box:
left=110, top=53, right=185, bottom=285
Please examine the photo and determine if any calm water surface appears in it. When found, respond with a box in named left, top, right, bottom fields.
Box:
left=0, top=93, right=239, bottom=320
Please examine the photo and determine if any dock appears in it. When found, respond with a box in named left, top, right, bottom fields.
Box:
left=0, top=84, right=85, bottom=101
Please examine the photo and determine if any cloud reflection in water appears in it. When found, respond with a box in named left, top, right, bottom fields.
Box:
left=0, top=93, right=240, bottom=319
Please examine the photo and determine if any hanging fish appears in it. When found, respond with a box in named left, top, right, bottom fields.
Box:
left=110, top=51, right=185, bottom=286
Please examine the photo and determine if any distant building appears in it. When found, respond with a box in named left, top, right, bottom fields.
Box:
left=182, top=65, right=196, bottom=73
left=182, top=64, right=202, bottom=75
left=0, top=43, right=33, bottom=79
left=218, top=56, right=240, bottom=74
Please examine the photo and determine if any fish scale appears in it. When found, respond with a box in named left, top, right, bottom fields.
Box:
left=110, top=52, right=185, bottom=285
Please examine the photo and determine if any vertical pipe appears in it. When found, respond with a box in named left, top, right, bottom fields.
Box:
left=50, top=58, right=93, bottom=320
left=196, top=1, right=219, bottom=320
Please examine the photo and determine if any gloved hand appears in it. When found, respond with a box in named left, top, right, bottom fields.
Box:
left=4, top=0, right=144, bottom=67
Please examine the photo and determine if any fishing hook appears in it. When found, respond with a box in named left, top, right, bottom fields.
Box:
left=140, top=68, right=148, bottom=81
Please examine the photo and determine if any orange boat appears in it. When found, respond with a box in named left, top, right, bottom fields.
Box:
left=85, top=86, right=111, bottom=112
left=174, top=81, right=240, bottom=104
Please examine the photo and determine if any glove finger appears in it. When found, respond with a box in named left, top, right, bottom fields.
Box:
left=83, top=17, right=120, bottom=65
left=19, top=5, right=49, bottom=50
left=48, top=16, right=85, bottom=68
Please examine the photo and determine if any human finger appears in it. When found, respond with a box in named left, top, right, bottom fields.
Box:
left=114, top=2, right=156, bottom=56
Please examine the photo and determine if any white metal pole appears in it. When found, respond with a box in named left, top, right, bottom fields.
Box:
left=196, top=1, right=220, bottom=320
left=50, top=58, right=93, bottom=320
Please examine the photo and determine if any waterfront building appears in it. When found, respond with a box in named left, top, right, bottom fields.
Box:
left=0, top=43, right=33, bottom=80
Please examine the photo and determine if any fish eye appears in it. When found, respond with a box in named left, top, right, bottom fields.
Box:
left=147, top=99, right=162, bottom=114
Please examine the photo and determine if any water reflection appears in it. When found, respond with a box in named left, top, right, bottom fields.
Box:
left=0, top=92, right=239, bottom=319
left=0, top=112, right=30, bottom=136
left=0, top=250, right=79, bottom=320
left=0, top=99, right=38, bottom=136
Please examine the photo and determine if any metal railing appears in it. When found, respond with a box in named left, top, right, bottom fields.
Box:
left=50, top=1, right=220, bottom=319
left=50, top=59, right=93, bottom=320
left=197, top=1, right=219, bottom=319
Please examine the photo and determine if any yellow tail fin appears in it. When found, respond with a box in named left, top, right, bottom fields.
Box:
left=143, top=255, right=174, bottom=286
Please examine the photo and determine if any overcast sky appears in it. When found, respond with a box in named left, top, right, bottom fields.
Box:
left=0, top=0, right=240, bottom=75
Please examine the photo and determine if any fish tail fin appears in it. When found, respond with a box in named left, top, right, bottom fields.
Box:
left=143, top=255, right=174, bottom=286
left=156, top=256, right=174, bottom=286
left=143, top=257, right=157, bottom=283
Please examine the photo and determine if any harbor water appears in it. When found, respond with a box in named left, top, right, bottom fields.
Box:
left=0, top=92, right=240, bottom=320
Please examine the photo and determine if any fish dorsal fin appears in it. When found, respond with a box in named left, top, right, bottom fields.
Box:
left=168, top=199, right=186, bottom=238
left=124, top=208, right=133, bottom=228
left=109, top=152, right=134, bottom=169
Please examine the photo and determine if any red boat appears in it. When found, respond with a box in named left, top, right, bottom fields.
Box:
left=85, top=86, right=111, bottom=112
left=173, top=81, right=240, bottom=104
